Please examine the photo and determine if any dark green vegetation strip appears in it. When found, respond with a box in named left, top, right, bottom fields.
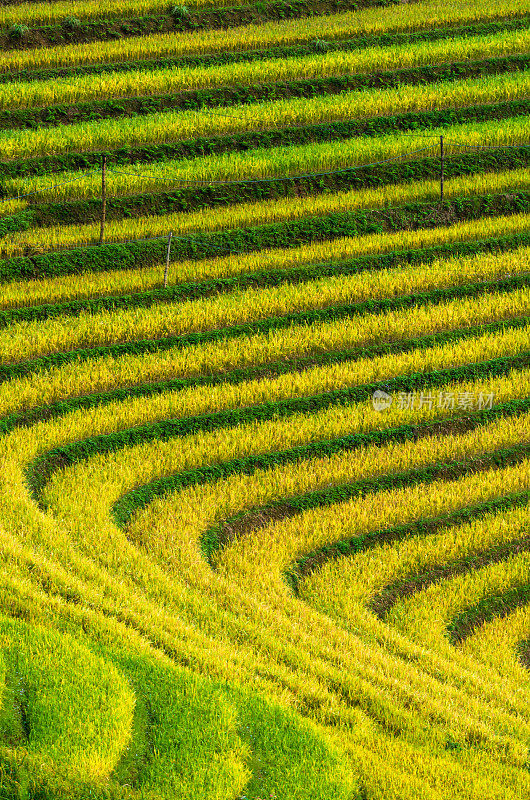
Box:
left=0, top=0, right=396, bottom=52
left=448, top=584, right=530, bottom=643
left=3, top=15, right=529, bottom=86
left=25, top=346, right=529, bottom=502
left=3, top=192, right=530, bottom=282
left=3, top=101, right=529, bottom=184
left=0, top=209, right=32, bottom=239
left=3, top=311, right=527, bottom=436
left=2, top=53, right=528, bottom=131
left=1, top=258, right=528, bottom=390
left=108, top=397, right=530, bottom=536
left=369, top=509, right=530, bottom=618
left=3, top=229, right=529, bottom=327
left=213, top=453, right=530, bottom=574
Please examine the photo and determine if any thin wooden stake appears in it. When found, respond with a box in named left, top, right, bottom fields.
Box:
left=99, top=155, right=107, bottom=244
left=164, top=231, right=173, bottom=288
left=440, top=134, right=444, bottom=202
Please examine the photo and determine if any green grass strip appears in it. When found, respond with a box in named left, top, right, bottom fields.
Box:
left=285, top=483, right=530, bottom=593
left=1, top=262, right=528, bottom=385
left=108, top=397, right=530, bottom=538
left=2, top=228, right=529, bottom=327
left=2, top=53, right=528, bottom=132
left=3, top=100, right=529, bottom=184
left=448, top=583, right=530, bottom=643
left=3, top=193, right=530, bottom=283
left=25, top=351, right=530, bottom=503
left=2, top=15, right=528, bottom=86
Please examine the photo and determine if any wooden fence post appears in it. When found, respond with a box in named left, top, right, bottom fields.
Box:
left=99, top=155, right=107, bottom=244
left=440, top=135, right=444, bottom=202
left=164, top=232, right=173, bottom=288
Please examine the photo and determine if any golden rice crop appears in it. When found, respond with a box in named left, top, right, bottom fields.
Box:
left=3, top=360, right=530, bottom=797
left=298, top=469, right=530, bottom=620
left=462, top=601, right=530, bottom=677
left=144, top=435, right=530, bottom=579
left=1, top=310, right=527, bottom=452
left=0, top=0, right=527, bottom=74
left=8, top=114, right=530, bottom=202
left=117, top=395, right=530, bottom=759
left=3, top=25, right=530, bottom=111
left=1, top=259, right=528, bottom=363
left=0, top=273, right=527, bottom=432
left=205, top=380, right=530, bottom=588
left=4, top=165, right=530, bottom=260
left=2, top=1, right=530, bottom=792
left=0, top=0, right=231, bottom=28
left=0, top=198, right=27, bottom=217
left=1, top=212, right=529, bottom=311
left=388, top=546, right=530, bottom=650
left=2, top=69, right=529, bottom=162
left=6, top=348, right=526, bottom=696
left=197, top=409, right=530, bottom=761
left=31, top=354, right=530, bottom=488
left=2, top=424, right=521, bottom=800
left=35, top=372, right=530, bottom=764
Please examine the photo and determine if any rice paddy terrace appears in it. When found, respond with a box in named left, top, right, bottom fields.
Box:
left=1, top=0, right=530, bottom=796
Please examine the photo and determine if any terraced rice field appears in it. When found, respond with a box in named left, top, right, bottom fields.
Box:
left=1, top=0, right=530, bottom=796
